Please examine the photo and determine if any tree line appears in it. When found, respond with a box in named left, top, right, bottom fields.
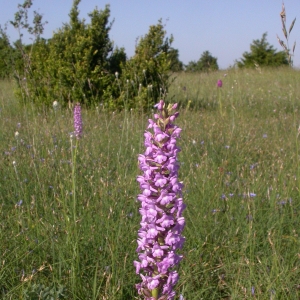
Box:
left=0, top=0, right=291, bottom=109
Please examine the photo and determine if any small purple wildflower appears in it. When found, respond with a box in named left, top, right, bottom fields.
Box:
left=135, top=100, right=185, bottom=300
left=278, top=200, right=287, bottom=206
left=250, top=163, right=258, bottom=170
left=217, top=79, right=223, bottom=87
left=246, top=214, right=253, bottom=221
left=16, top=200, right=23, bottom=207
left=249, top=193, right=256, bottom=197
left=269, top=289, right=276, bottom=295
left=73, top=103, right=83, bottom=139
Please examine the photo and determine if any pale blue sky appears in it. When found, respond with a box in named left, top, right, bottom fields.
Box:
left=1, top=0, right=299, bottom=69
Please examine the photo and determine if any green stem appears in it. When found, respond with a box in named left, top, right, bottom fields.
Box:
left=71, top=138, right=78, bottom=224
left=218, top=88, right=223, bottom=117
left=70, top=136, right=80, bottom=295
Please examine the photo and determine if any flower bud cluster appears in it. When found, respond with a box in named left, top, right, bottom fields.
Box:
left=134, top=100, right=185, bottom=300
left=73, top=103, right=83, bottom=139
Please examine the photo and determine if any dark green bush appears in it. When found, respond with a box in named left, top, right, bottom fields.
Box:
left=237, top=32, right=289, bottom=68
left=119, top=19, right=174, bottom=110
left=0, top=32, right=14, bottom=79
left=6, top=0, right=176, bottom=110
left=185, top=50, right=219, bottom=72
left=16, top=1, right=117, bottom=107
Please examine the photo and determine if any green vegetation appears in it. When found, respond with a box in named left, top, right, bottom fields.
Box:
left=1, top=67, right=300, bottom=299
left=0, top=0, right=176, bottom=111
left=168, top=48, right=184, bottom=72
left=0, top=31, right=15, bottom=78
left=185, top=50, right=219, bottom=72
left=0, top=0, right=296, bottom=116
left=237, top=33, right=288, bottom=68
left=118, top=19, right=174, bottom=111
left=1, top=2, right=299, bottom=299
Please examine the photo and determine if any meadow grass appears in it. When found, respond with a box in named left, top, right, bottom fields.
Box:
left=1, top=67, right=300, bottom=299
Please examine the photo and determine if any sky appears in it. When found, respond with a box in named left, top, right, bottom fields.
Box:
left=0, top=0, right=299, bottom=69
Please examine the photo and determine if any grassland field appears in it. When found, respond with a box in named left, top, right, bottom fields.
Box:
left=1, top=67, right=300, bottom=299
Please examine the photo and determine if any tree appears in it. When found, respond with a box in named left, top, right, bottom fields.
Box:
left=6, top=0, right=176, bottom=111
left=237, top=32, right=288, bottom=68
left=0, top=31, right=14, bottom=78
left=43, top=2, right=115, bottom=106
left=120, top=19, right=174, bottom=110
left=13, top=0, right=119, bottom=107
left=184, top=60, right=197, bottom=72
left=168, top=48, right=183, bottom=72
left=108, top=46, right=126, bottom=75
left=185, top=50, right=219, bottom=72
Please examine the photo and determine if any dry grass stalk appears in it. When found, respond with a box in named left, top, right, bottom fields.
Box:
left=277, top=2, right=296, bottom=66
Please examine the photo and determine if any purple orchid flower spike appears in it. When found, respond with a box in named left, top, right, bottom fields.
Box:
left=73, top=103, right=83, bottom=139
left=135, top=100, right=185, bottom=300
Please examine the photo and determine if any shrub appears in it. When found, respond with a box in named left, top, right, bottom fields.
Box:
left=7, top=1, right=175, bottom=111
left=15, top=1, right=118, bottom=108
left=119, top=19, right=174, bottom=111
left=185, top=51, right=219, bottom=72
left=0, top=30, right=15, bottom=79
left=237, top=32, right=288, bottom=68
